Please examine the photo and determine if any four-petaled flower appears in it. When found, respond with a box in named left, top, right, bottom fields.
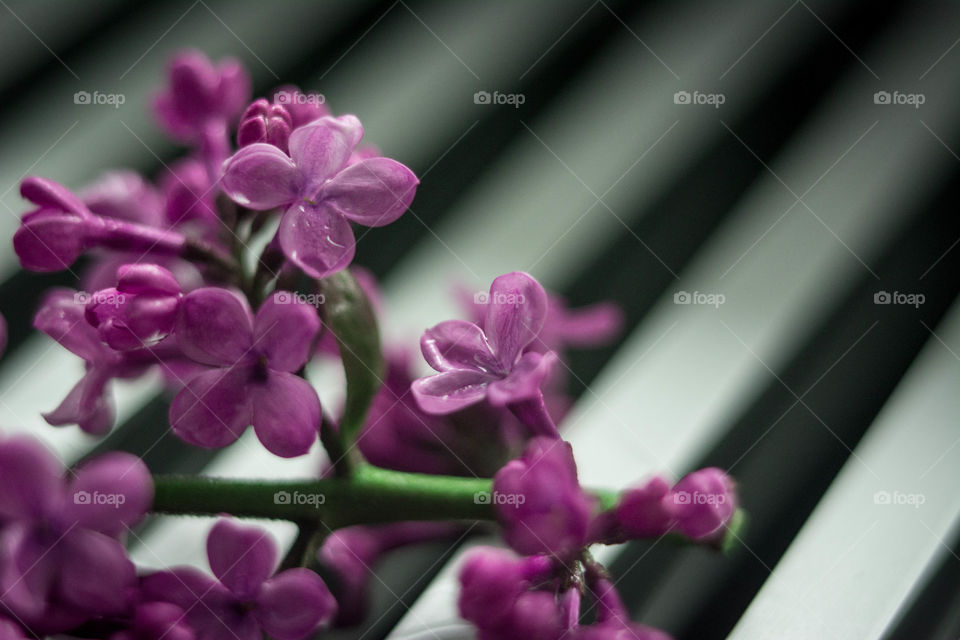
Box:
left=220, top=115, right=418, bottom=278
left=170, top=288, right=322, bottom=457
left=412, top=272, right=556, bottom=415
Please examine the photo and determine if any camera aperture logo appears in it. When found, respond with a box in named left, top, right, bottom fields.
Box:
left=73, top=490, right=126, bottom=508
left=673, top=490, right=726, bottom=505
left=275, top=91, right=325, bottom=106
left=474, top=90, right=525, bottom=109
left=674, top=90, right=725, bottom=109
left=274, top=291, right=325, bottom=308
left=873, top=90, right=924, bottom=109
left=74, top=90, right=126, bottom=109
left=873, top=490, right=925, bottom=508
left=474, top=490, right=526, bottom=508
left=473, top=291, right=526, bottom=305
left=273, top=490, right=325, bottom=508
left=874, top=290, right=924, bottom=308
left=673, top=290, right=725, bottom=308
left=74, top=290, right=126, bottom=308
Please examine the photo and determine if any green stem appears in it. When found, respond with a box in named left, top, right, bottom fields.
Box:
left=152, top=466, right=496, bottom=529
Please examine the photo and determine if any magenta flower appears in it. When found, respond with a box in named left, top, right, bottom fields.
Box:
left=0, top=437, right=152, bottom=633
left=237, top=98, right=293, bottom=153
left=671, top=467, right=737, bottom=540
left=493, top=437, right=594, bottom=558
left=110, top=602, right=195, bottom=640
left=272, top=85, right=331, bottom=127
left=169, top=288, right=321, bottom=457
left=0, top=617, right=27, bottom=640
left=85, top=263, right=182, bottom=351
left=613, top=475, right=676, bottom=539
left=153, top=50, right=250, bottom=143
left=220, top=115, right=419, bottom=278
left=412, top=272, right=557, bottom=420
left=13, top=177, right=188, bottom=273
left=160, top=157, right=219, bottom=226
left=80, top=170, right=164, bottom=227
left=36, top=289, right=152, bottom=434
left=142, top=518, right=336, bottom=640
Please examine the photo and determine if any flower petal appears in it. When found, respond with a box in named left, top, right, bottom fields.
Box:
left=169, top=367, right=251, bottom=449
left=33, top=289, right=106, bottom=361
left=486, top=351, right=556, bottom=407
left=43, top=368, right=115, bottom=435
left=278, top=201, right=356, bottom=279
left=288, top=116, right=363, bottom=196
left=57, top=528, right=136, bottom=615
left=255, top=569, right=337, bottom=640
left=253, top=292, right=321, bottom=372
left=140, top=566, right=220, bottom=611
left=220, top=143, right=301, bottom=209
left=250, top=372, right=320, bottom=458
left=411, top=370, right=492, bottom=415
left=176, top=288, right=253, bottom=366
left=0, top=436, right=62, bottom=520
left=420, top=320, right=499, bottom=374
left=484, top=272, right=549, bottom=369
left=13, top=210, right=89, bottom=272
left=64, top=452, right=153, bottom=535
left=20, top=176, right=88, bottom=216
left=322, top=157, right=417, bottom=227
left=208, top=518, right=277, bottom=600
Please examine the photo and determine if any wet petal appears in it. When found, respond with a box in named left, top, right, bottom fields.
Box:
left=255, top=569, right=337, bottom=640
left=251, top=372, right=320, bottom=458
left=176, top=288, right=253, bottom=366
left=278, top=201, right=355, bottom=279
left=484, top=272, right=548, bottom=369
left=420, top=320, right=499, bottom=374
left=253, top=292, right=321, bottom=372
left=208, top=518, right=277, bottom=599
left=288, top=116, right=363, bottom=196
left=322, top=157, right=417, bottom=227
left=170, top=367, right=251, bottom=449
left=411, top=369, right=492, bottom=415
left=486, top=351, right=556, bottom=407
left=220, top=143, right=301, bottom=209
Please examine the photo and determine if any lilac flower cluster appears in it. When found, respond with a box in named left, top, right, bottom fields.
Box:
left=2, top=50, right=742, bottom=639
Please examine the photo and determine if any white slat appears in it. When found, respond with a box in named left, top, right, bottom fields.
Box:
left=387, top=0, right=960, bottom=635
left=728, top=298, right=960, bottom=640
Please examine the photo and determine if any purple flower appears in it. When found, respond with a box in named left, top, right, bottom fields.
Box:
left=169, top=288, right=322, bottom=457
left=671, top=467, right=737, bottom=540
left=36, top=289, right=152, bottom=434
left=85, top=264, right=182, bottom=351
left=272, top=85, right=331, bottom=127
left=80, top=170, right=164, bottom=227
left=610, top=468, right=737, bottom=543
left=493, top=437, right=594, bottom=558
left=613, top=475, right=676, bottom=539
left=142, top=518, right=336, bottom=640
left=153, top=50, right=250, bottom=143
left=458, top=548, right=566, bottom=640
left=0, top=437, right=152, bottom=633
left=13, top=177, right=188, bottom=273
left=160, top=157, right=219, bottom=226
left=413, top=272, right=557, bottom=417
left=237, top=98, right=293, bottom=153
left=0, top=616, right=27, bottom=640
left=111, top=602, right=196, bottom=640
left=220, top=115, right=419, bottom=278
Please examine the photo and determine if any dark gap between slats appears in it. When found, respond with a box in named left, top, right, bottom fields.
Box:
left=612, top=118, right=960, bottom=640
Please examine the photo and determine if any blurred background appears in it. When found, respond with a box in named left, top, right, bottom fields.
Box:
left=1, top=0, right=959, bottom=638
